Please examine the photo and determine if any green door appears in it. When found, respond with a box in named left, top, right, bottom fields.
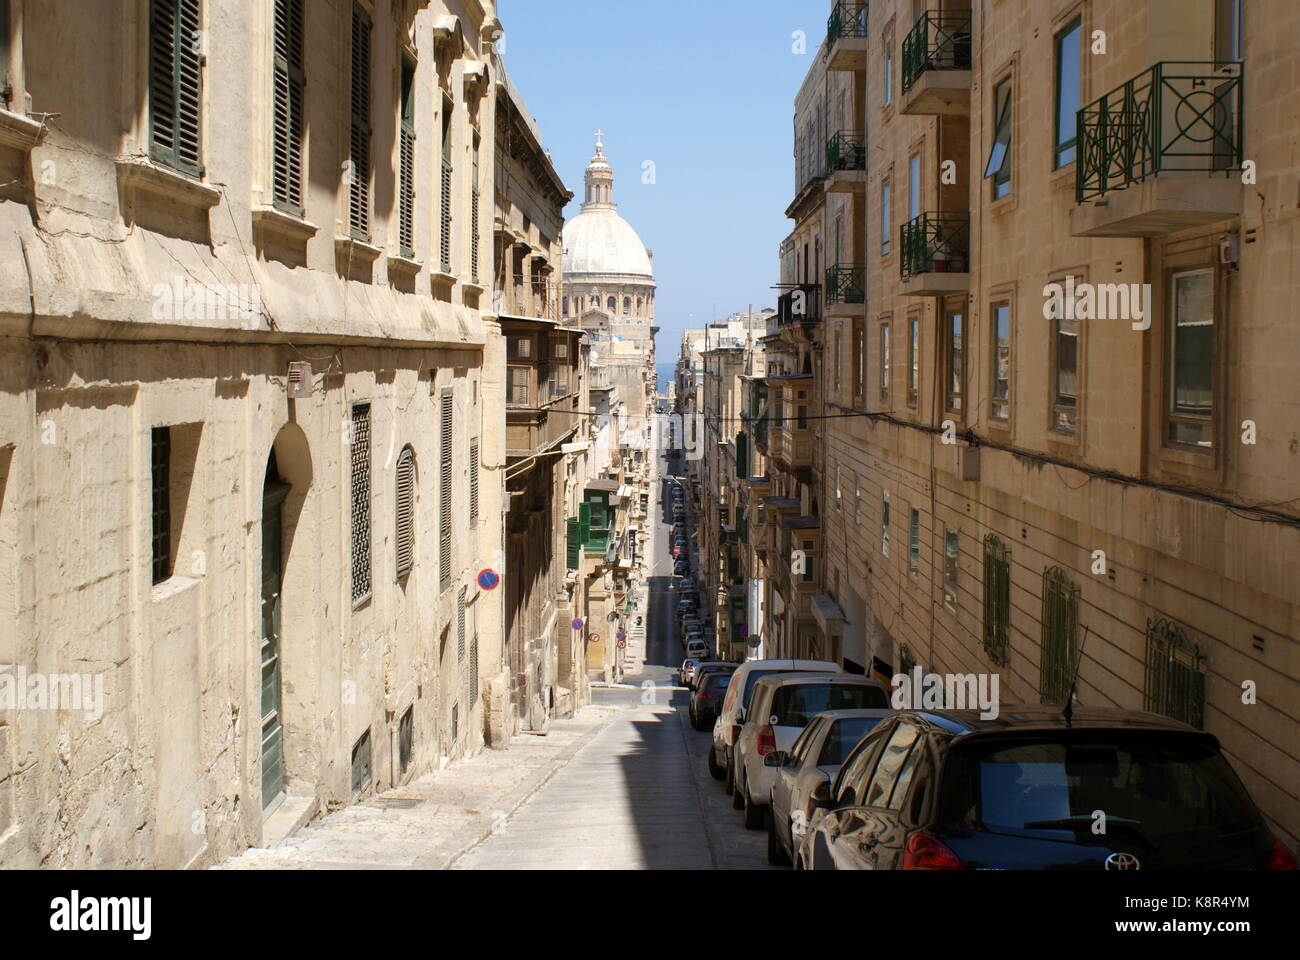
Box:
left=261, top=484, right=289, bottom=810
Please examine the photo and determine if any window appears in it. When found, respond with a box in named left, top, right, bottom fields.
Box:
left=907, top=317, right=920, bottom=407
left=1053, top=19, right=1082, bottom=168
left=1215, top=0, right=1244, bottom=61
left=395, top=446, right=415, bottom=578
left=802, top=539, right=815, bottom=582
left=908, top=154, right=921, bottom=220
left=854, top=318, right=865, bottom=396
left=271, top=0, right=305, bottom=214
left=864, top=723, right=921, bottom=809
left=945, top=303, right=963, bottom=412
left=1051, top=298, right=1079, bottom=434
left=507, top=366, right=529, bottom=405
left=551, top=340, right=568, bottom=360
left=607, top=296, right=617, bottom=312
left=881, top=492, right=890, bottom=557
left=547, top=363, right=570, bottom=398
left=398, top=55, right=416, bottom=258
left=1144, top=618, right=1206, bottom=729
left=879, top=322, right=891, bottom=403
left=796, top=405, right=808, bottom=429
left=0, top=0, right=12, bottom=109
left=347, top=3, right=372, bottom=239
left=350, top=403, right=372, bottom=604
left=439, top=95, right=453, bottom=272
left=991, top=303, right=1011, bottom=421
left=982, top=535, right=1010, bottom=665
left=510, top=337, right=532, bottom=359
left=151, top=427, right=172, bottom=584
left=439, top=388, right=453, bottom=592
left=880, top=179, right=892, bottom=255
left=985, top=75, right=1012, bottom=199
left=1040, top=567, right=1079, bottom=704
left=1169, top=269, right=1214, bottom=447
left=149, top=0, right=204, bottom=177
left=909, top=507, right=920, bottom=573
left=834, top=323, right=843, bottom=393
left=398, top=705, right=414, bottom=775
left=623, top=297, right=631, bottom=313
left=468, top=438, right=480, bottom=527
left=470, top=131, right=481, bottom=282
left=561, top=297, right=569, bottom=317
left=883, top=36, right=893, bottom=106
left=943, top=527, right=959, bottom=609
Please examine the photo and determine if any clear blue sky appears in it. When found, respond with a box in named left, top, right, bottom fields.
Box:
left=497, top=0, right=826, bottom=348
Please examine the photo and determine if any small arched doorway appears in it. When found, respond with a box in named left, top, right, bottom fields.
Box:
left=260, top=450, right=290, bottom=810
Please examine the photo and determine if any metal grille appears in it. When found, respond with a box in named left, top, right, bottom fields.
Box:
left=439, top=388, right=453, bottom=591
left=901, top=212, right=970, bottom=279
left=395, top=446, right=415, bottom=578
left=271, top=0, right=305, bottom=214
left=982, top=535, right=1011, bottom=665
left=456, top=589, right=467, bottom=714
left=1040, top=566, right=1079, bottom=704
left=398, top=56, right=416, bottom=257
left=149, top=0, right=204, bottom=177
left=469, top=633, right=479, bottom=709
left=151, top=427, right=171, bottom=584
left=902, top=10, right=973, bottom=93
left=347, top=3, right=371, bottom=239
left=1144, top=618, right=1206, bottom=728
left=468, top=438, right=479, bottom=526
left=350, top=403, right=372, bottom=604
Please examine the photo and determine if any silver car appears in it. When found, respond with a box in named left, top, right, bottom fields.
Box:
left=764, top=708, right=893, bottom=866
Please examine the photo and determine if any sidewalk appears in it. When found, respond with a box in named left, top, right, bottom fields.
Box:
left=216, top=702, right=624, bottom=870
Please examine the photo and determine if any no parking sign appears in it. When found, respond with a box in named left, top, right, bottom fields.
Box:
left=571, top=618, right=584, bottom=631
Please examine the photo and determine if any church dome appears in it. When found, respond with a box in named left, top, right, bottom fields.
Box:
left=562, top=133, right=654, bottom=280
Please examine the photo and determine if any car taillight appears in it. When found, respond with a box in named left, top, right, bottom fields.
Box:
left=698, top=691, right=711, bottom=700
left=757, top=725, right=776, bottom=756
left=1269, top=838, right=1298, bottom=870
left=902, top=832, right=964, bottom=870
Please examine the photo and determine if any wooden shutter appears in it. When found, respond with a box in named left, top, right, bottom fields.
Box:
left=271, top=0, right=305, bottom=214
left=439, top=387, right=454, bottom=591
left=470, top=131, right=481, bottom=282
left=439, top=98, right=453, bottom=272
left=350, top=403, right=372, bottom=603
left=348, top=2, right=371, bottom=238
left=468, top=438, right=480, bottom=526
left=398, top=56, right=416, bottom=257
left=395, top=447, right=415, bottom=578
left=149, top=0, right=204, bottom=177
left=456, top=588, right=466, bottom=662
left=566, top=518, right=581, bottom=569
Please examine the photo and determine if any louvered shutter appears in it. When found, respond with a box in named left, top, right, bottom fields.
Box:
left=456, top=588, right=466, bottom=663
left=470, top=634, right=479, bottom=708
left=439, top=100, right=453, bottom=272
left=149, top=0, right=204, bottom=177
left=271, top=0, right=305, bottom=214
left=349, top=403, right=372, bottom=604
left=468, top=438, right=480, bottom=526
left=348, top=3, right=371, bottom=239
left=566, top=519, right=581, bottom=569
left=735, top=431, right=749, bottom=478
left=439, top=387, right=454, bottom=591
left=470, top=132, right=481, bottom=282
left=578, top=501, right=591, bottom=551
left=398, top=56, right=416, bottom=257
left=395, top=447, right=415, bottom=578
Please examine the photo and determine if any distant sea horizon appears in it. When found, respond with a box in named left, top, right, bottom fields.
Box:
left=655, top=361, right=676, bottom=395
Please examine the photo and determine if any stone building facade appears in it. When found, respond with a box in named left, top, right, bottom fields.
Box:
left=0, top=0, right=513, bottom=868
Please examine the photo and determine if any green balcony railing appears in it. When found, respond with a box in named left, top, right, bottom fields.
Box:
left=826, top=130, right=867, bottom=174
left=902, top=10, right=973, bottom=93
left=1076, top=61, right=1243, bottom=204
left=825, top=263, right=866, bottom=305
left=900, top=212, right=969, bottom=280
left=827, top=1, right=869, bottom=48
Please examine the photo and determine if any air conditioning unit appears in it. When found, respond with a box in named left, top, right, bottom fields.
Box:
left=287, top=361, right=312, bottom=399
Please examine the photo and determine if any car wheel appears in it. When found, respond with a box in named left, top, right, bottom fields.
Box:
left=743, top=786, right=765, bottom=830
left=767, top=809, right=791, bottom=866
left=707, top=745, right=725, bottom=781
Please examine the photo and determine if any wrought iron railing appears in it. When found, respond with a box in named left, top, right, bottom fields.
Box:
left=824, top=264, right=866, bottom=305
left=1144, top=617, right=1205, bottom=728
left=827, top=0, right=869, bottom=48
left=826, top=130, right=867, bottom=173
left=776, top=283, right=822, bottom=323
left=900, top=213, right=970, bottom=279
left=902, top=10, right=973, bottom=92
left=1076, top=61, right=1243, bottom=203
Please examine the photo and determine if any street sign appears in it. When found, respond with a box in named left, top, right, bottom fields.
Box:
left=589, top=632, right=601, bottom=643
left=477, top=569, right=499, bottom=591
left=617, top=640, right=626, bottom=649
left=616, top=631, right=625, bottom=640
left=571, top=618, right=584, bottom=631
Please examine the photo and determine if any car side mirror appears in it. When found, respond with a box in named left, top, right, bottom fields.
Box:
left=763, top=751, right=787, bottom=768
left=811, top=780, right=834, bottom=810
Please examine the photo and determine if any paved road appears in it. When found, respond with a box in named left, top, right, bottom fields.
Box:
left=454, top=450, right=774, bottom=870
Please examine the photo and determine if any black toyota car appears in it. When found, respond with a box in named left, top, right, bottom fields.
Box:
left=797, top=706, right=1296, bottom=870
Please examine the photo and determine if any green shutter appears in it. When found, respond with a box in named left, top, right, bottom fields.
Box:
left=271, top=0, right=305, bottom=214
left=398, top=55, right=416, bottom=257
left=578, top=501, right=592, bottom=550
left=735, top=431, right=749, bottom=478
left=566, top=518, right=582, bottom=569
left=149, top=0, right=204, bottom=177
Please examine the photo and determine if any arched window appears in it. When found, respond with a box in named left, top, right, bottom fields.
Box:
left=623, top=297, right=631, bottom=313
left=591, top=295, right=599, bottom=307
left=562, top=297, right=569, bottom=317
left=607, top=296, right=617, bottom=311
left=395, top=447, right=416, bottom=578
left=636, top=297, right=643, bottom=315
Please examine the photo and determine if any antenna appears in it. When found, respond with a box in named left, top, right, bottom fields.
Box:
left=1062, top=624, right=1093, bottom=726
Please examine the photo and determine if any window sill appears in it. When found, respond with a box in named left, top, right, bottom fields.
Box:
left=151, top=575, right=201, bottom=604
left=429, top=268, right=457, bottom=287
left=0, top=108, right=46, bottom=152
left=387, top=254, right=423, bottom=275
left=1049, top=160, right=1077, bottom=191
left=116, top=158, right=221, bottom=215
left=462, top=279, right=486, bottom=296
left=988, top=189, right=1017, bottom=216
left=251, top=205, right=318, bottom=243
left=335, top=235, right=383, bottom=262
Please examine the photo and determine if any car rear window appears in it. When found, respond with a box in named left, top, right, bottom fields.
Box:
left=704, top=674, right=732, bottom=692
left=768, top=683, right=887, bottom=726
left=940, top=734, right=1264, bottom=843
left=818, top=716, right=887, bottom=765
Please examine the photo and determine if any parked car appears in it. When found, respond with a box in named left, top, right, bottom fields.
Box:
left=708, top=658, right=840, bottom=791
left=674, top=563, right=690, bottom=577
left=765, top=708, right=893, bottom=865
left=686, top=639, right=710, bottom=660
left=689, top=659, right=735, bottom=692
left=733, top=673, right=889, bottom=829
left=796, top=706, right=1300, bottom=871
left=677, top=658, right=700, bottom=686
left=678, top=579, right=695, bottom=593
left=691, top=671, right=734, bottom=730
left=677, top=598, right=696, bottom=615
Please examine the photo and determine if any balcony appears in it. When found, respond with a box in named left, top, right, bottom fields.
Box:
left=826, top=1, right=869, bottom=71
left=501, top=273, right=559, bottom=322
left=824, top=264, right=866, bottom=316
left=900, top=10, right=972, bottom=116
left=900, top=213, right=970, bottom=296
left=772, top=421, right=813, bottom=471
left=825, top=131, right=867, bottom=193
left=775, top=284, right=822, bottom=326
left=1071, top=62, right=1244, bottom=238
